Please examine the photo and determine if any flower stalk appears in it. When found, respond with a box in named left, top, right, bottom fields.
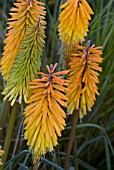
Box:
left=64, top=110, right=79, bottom=170
left=1, top=102, right=19, bottom=170
left=0, top=99, right=11, bottom=141
left=33, top=159, right=39, bottom=170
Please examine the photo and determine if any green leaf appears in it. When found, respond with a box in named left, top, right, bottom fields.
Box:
left=41, top=157, right=64, bottom=170
left=77, top=136, right=102, bottom=155
left=78, top=159, right=98, bottom=170
left=5, top=150, right=31, bottom=170
left=18, top=163, right=29, bottom=170
left=103, top=137, right=111, bottom=170
left=66, top=123, right=103, bottom=132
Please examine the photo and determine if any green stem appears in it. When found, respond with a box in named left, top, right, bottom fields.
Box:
left=64, top=110, right=79, bottom=170
left=0, top=99, right=11, bottom=141
left=1, top=102, right=19, bottom=170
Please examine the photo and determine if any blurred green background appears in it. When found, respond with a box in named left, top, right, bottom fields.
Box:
left=0, top=0, right=114, bottom=169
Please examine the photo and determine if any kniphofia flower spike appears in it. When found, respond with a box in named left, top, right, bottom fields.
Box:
left=67, top=41, right=103, bottom=118
left=1, top=0, right=46, bottom=79
left=23, top=63, right=69, bottom=161
left=3, top=15, right=46, bottom=106
left=58, top=0, right=94, bottom=45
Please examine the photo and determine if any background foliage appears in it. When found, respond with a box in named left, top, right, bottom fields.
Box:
left=0, top=0, right=114, bottom=169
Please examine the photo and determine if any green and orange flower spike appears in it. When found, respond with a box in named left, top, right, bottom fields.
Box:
left=1, top=0, right=46, bottom=79
left=2, top=15, right=46, bottom=106
left=23, top=63, right=69, bottom=161
left=67, top=41, right=103, bottom=118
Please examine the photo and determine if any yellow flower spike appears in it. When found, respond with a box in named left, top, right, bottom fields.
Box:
left=1, top=0, right=46, bottom=79
left=58, top=0, right=94, bottom=45
left=67, top=41, right=103, bottom=118
left=58, top=0, right=93, bottom=69
left=0, top=145, right=4, bottom=166
left=23, top=63, right=69, bottom=161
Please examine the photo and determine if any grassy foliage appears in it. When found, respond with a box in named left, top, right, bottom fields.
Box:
left=0, top=0, right=114, bottom=169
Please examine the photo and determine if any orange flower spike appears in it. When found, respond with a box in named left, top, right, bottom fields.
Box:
left=23, top=63, right=69, bottom=161
left=67, top=41, right=103, bottom=118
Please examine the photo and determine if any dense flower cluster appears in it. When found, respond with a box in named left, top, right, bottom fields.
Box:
left=67, top=42, right=103, bottom=118
left=58, top=0, right=94, bottom=45
left=1, top=0, right=46, bottom=79
left=2, top=11, right=46, bottom=106
left=23, top=63, right=69, bottom=161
